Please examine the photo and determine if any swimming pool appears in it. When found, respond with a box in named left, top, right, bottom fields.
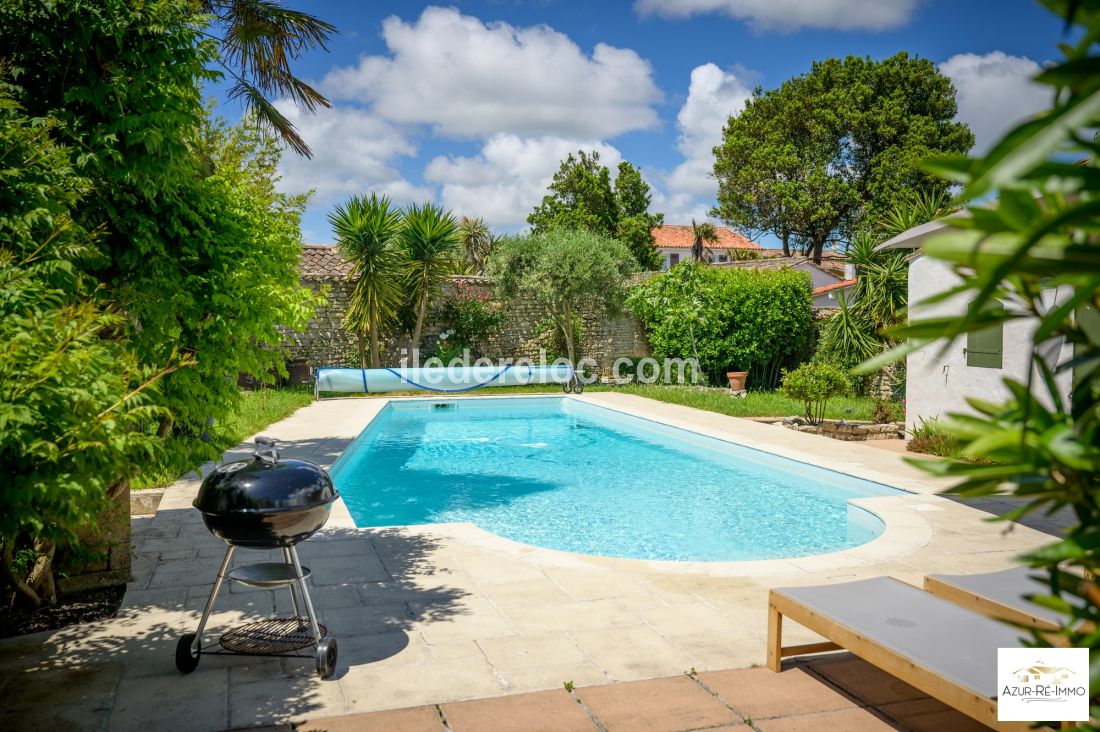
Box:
left=330, top=397, right=904, bottom=562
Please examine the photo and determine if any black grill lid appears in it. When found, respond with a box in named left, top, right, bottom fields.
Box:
left=194, top=437, right=338, bottom=515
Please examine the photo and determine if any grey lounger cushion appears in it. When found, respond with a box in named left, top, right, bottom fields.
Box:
left=927, top=566, right=1083, bottom=627
left=775, top=577, right=1024, bottom=699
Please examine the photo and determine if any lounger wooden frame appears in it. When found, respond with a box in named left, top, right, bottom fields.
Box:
left=923, top=574, right=1061, bottom=631
left=767, top=589, right=1035, bottom=731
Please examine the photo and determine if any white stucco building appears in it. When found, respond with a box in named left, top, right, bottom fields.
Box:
left=879, top=220, right=1074, bottom=432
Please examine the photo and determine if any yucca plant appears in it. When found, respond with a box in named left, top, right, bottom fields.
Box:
left=458, top=216, right=493, bottom=275
left=400, top=203, right=461, bottom=356
left=329, top=194, right=404, bottom=368
left=818, top=289, right=880, bottom=365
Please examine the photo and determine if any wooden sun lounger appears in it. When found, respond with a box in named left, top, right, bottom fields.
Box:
left=768, top=577, right=1036, bottom=730
left=924, top=566, right=1080, bottom=632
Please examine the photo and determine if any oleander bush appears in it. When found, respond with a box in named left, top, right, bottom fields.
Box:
left=434, top=280, right=505, bottom=359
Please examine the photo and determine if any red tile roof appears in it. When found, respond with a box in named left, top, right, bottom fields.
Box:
left=813, top=279, right=857, bottom=295
left=652, top=225, right=760, bottom=250
left=300, top=244, right=352, bottom=280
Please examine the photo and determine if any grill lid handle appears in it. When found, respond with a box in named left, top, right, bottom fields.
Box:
left=253, top=436, right=279, bottom=464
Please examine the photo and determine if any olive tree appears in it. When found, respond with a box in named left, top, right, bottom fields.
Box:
left=487, top=229, right=636, bottom=366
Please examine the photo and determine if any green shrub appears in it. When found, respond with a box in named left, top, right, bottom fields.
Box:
left=0, top=95, right=162, bottom=607
left=906, top=418, right=963, bottom=458
left=628, top=262, right=813, bottom=387
left=780, top=363, right=850, bottom=424
left=871, top=397, right=901, bottom=424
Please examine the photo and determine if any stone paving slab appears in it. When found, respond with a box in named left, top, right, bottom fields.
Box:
left=295, top=655, right=992, bottom=732
left=0, top=395, right=1059, bottom=730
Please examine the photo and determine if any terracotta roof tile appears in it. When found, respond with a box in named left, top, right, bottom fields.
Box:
left=652, top=225, right=760, bottom=250
left=300, top=244, right=352, bottom=280
left=813, top=278, right=857, bottom=295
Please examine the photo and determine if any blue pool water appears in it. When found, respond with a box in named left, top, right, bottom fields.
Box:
left=330, top=398, right=903, bottom=561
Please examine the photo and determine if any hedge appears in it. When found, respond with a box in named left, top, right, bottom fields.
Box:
left=627, top=262, right=813, bottom=387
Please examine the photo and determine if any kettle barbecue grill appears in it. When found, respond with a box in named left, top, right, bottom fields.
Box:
left=175, top=436, right=339, bottom=678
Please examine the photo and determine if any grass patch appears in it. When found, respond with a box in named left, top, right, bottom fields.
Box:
left=605, top=384, right=885, bottom=421
left=322, top=382, right=885, bottom=421
left=133, top=385, right=315, bottom=489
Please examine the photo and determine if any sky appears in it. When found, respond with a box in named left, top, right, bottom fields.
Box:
left=207, top=0, right=1065, bottom=243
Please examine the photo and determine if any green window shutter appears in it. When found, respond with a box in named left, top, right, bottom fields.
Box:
left=966, top=314, right=1004, bottom=369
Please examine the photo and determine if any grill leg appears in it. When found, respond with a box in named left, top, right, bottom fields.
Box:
left=288, top=545, right=323, bottom=644
left=192, top=544, right=235, bottom=653
left=282, top=548, right=302, bottom=623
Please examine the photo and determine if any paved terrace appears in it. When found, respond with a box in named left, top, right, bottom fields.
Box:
left=0, top=394, right=1057, bottom=730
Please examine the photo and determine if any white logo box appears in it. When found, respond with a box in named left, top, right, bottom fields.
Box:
left=997, top=647, right=1089, bottom=722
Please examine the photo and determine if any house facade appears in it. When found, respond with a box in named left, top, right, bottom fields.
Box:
left=879, top=221, right=1074, bottom=432
left=651, top=225, right=762, bottom=269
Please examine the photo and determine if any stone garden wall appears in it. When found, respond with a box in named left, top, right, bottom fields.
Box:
left=282, top=276, right=652, bottom=379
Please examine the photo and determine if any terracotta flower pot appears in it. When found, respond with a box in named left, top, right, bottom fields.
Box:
left=726, top=370, right=748, bottom=391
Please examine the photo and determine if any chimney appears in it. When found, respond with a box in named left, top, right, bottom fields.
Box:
left=844, top=262, right=857, bottom=280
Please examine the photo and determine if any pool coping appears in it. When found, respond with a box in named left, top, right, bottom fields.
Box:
left=319, top=392, right=943, bottom=577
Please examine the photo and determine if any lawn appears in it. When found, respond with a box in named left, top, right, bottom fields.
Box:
left=133, top=385, right=315, bottom=489
left=600, top=384, right=893, bottom=421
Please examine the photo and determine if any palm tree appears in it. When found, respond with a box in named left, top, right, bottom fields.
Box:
left=690, top=219, right=719, bottom=262
left=201, top=1, right=336, bottom=157
left=329, top=195, right=404, bottom=368
left=400, top=204, right=461, bottom=356
left=458, top=216, right=493, bottom=274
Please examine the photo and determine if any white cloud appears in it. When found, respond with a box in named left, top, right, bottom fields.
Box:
left=634, top=0, right=919, bottom=32
left=274, top=102, right=432, bottom=208
left=652, top=188, right=716, bottom=227
left=939, top=51, right=1050, bottom=154
left=666, top=63, right=752, bottom=199
left=322, top=6, right=661, bottom=139
left=424, top=135, right=623, bottom=229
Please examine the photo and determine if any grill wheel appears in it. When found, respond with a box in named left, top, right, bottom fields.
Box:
left=316, top=637, right=338, bottom=679
left=175, top=633, right=200, bottom=673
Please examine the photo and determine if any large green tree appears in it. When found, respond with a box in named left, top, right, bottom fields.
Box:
left=1, top=0, right=316, bottom=472
left=713, top=52, right=974, bottom=263
left=528, top=152, right=663, bottom=270
left=612, top=161, right=664, bottom=270
left=488, top=229, right=637, bottom=366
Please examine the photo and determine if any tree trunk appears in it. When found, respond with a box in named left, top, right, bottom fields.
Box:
left=356, top=330, right=366, bottom=370
left=812, top=236, right=826, bottom=264
left=561, top=303, right=576, bottom=367
left=2, top=538, right=55, bottom=607
left=369, top=309, right=380, bottom=369
left=156, top=416, right=173, bottom=439
left=781, top=231, right=791, bottom=258
left=411, top=291, right=428, bottom=361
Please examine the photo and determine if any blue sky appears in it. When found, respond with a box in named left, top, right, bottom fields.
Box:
left=208, top=1, right=1064, bottom=243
